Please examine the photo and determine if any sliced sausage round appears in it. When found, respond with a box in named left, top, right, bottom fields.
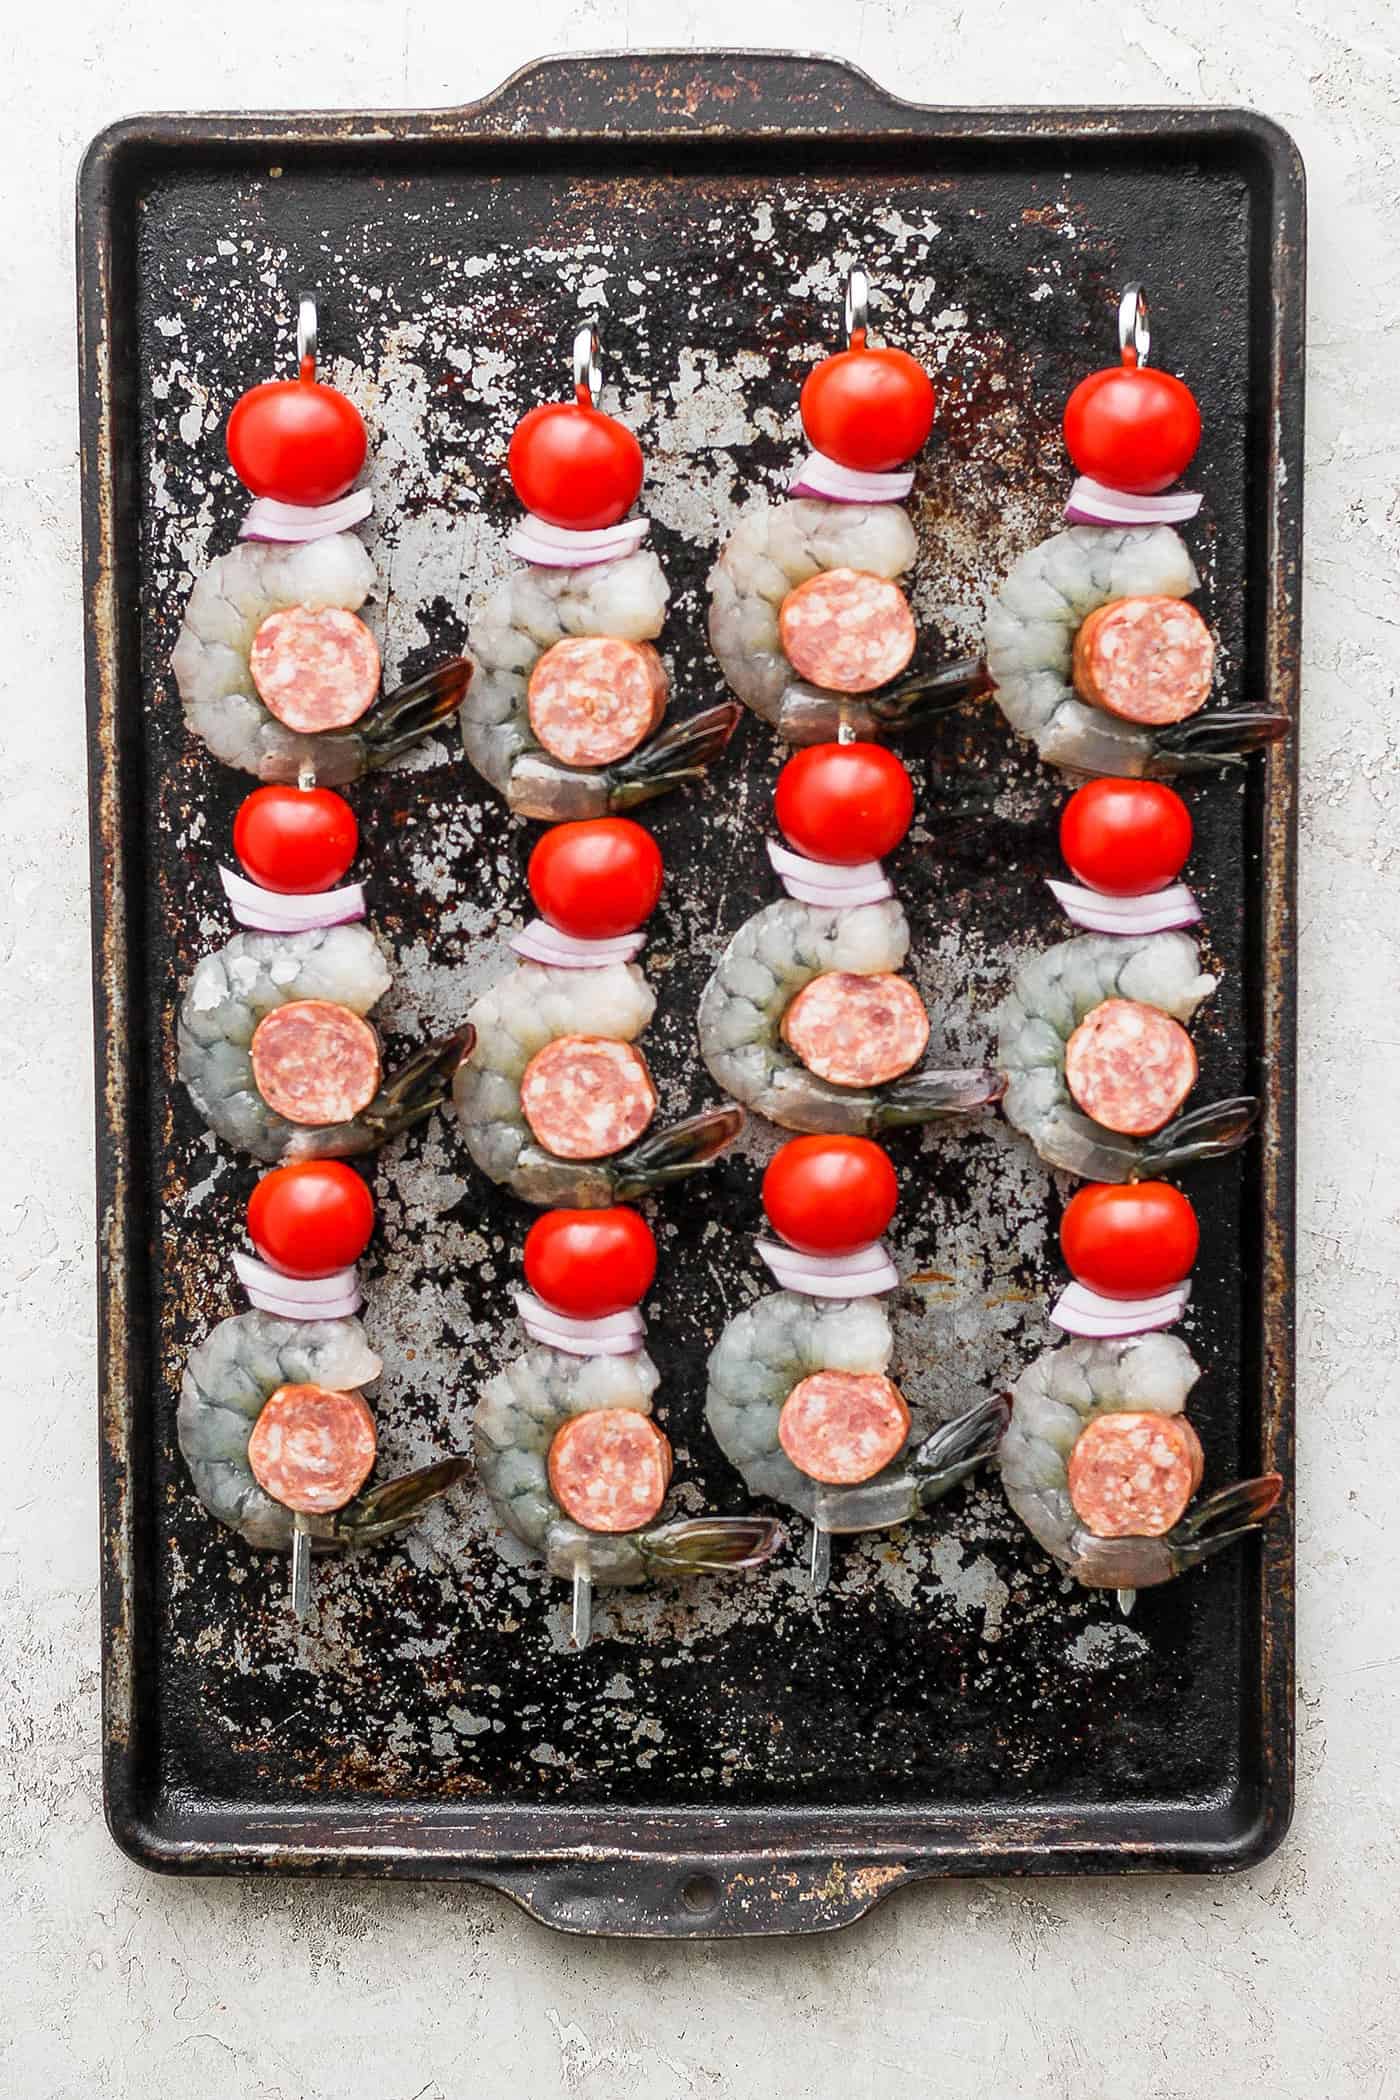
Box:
left=547, top=1407, right=673, bottom=1533
left=778, top=567, right=917, bottom=694
left=778, top=1371, right=911, bottom=1485
left=526, top=636, right=668, bottom=767
left=1071, top=595, right=1214, bottom=726
left=249, top=605, right=382, bottom=732
left=519, top=1034, right=657, bottom=1160
left=250, top=1000, right=383, bottom=1128
left=1067, top=1409, right=1204, bottom=1539
left=1064, top=996, right=1198, bottom=1136
left=781, top=971, right=929, bottom=1088
left=247, top=1381, right=378, bottom=1515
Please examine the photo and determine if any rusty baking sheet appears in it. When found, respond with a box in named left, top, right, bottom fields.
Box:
left=77, top=53, right=1302, bottom=1935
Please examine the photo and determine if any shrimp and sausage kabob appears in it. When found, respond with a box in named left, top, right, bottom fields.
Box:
left=706, top=1136, right=1009, bottom=1592
left=462, top=322, right=739, bottom=820
left=709, top=265, right=988, bottom=744
left=699, top=739, right=1003, bottom=1134
left=181, top=1158, right=471, bottom=1619
left=455, top=816, right=744, bottom=1206
left=474, top=1207, right=784, bottom=1648
left=172, top=294, right=472, bottom=785
left=996, top=773, right=1259, bottom=1184
left=985, top=283, right=1289, bottom=780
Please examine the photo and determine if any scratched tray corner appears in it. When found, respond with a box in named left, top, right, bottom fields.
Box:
left=79, top=53, right=1301, bottom=1936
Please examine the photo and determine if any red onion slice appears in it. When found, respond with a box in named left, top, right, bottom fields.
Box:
left=1049, top=1278, right=1191, bottom=1338
left=233, top=1250, right=363, bottom=1321
left=510, top=918, right=646, bottom=970
left=756, top=1238, right=899, bottom=1299
left=220, top=865, right=366, bottom=933
left=1063, top=475, right=1203, bottom=528
left=766, top=840, right=893, bottom=908
left=788, top=452, right=915, bottom=505
left=514, top=1290, right=646, bottom=1358
left=239, top=490, right=374, bottom=543
left=1045, top=877, right=1200, bottom=935
left=507, top=514, right=650, bottom=570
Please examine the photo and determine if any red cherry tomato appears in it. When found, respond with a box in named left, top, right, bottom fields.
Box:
left=247, top=1161, right=375, bottom=1279
left=762, top=1136, right=898, bottom=1255
left=523, top=1206, right=658, bottom=1317
left=774, top=743, right=915, bottom=865
left=1060, top=1182, right=1199, bottom=1299
left=233, top=786, right=359, bottom=895
left=507, top=402, right=644, bottom=530
left=527, top=818, right=664, bottom=939
left=1059, top=779, right=1192, bottom=897
left=800, top=347, right=936, bottom=473
left=1063, top=359, right=1201, bottom=496
left=226, top=379, right=367, bottom=506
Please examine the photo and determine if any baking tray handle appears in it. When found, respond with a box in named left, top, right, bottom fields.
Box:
left=491, top=1854, right=913, bottom=1938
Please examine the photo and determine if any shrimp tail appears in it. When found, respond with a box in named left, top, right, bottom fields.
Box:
left=320, top=1456, right=474, bottom=1548
left=607, top=701, right=743, bottom=810
left=911, top=1392, right=1013, bottom=1507
left=295, top=1023, right=474, bottom=1157
left=612, top=1104, right=746, bottom=1197
left=1149, top=708, right=1291, bottom=775
left=638, top=1515, right=787, bottom=1575
left=865, top=654, right=995, bottom=731
left=361, top=656, right=475, bottom=769
left=871, top=1067, right=1006, bottom=1130
left=1136, top=1094, right=1261, bottom=1175
left=1168, top=1473, right=1284, bottom=1572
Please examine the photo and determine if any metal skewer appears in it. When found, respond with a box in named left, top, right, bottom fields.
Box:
left=809, top=1498, right=833, bottom=1594
left=570, top=1564, right=594, bottom=1650
left=291, top=1513, right=314, bottom=1621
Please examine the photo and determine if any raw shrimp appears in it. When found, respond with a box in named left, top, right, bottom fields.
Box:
left=178, top=923, right=473, bottom=1164
left=705, top=1289, right=1007, bottom=1525
left=454, top=954, right=742, bottom=1205
left=997, top=928, right=1258, bottom=1181
left=464, top=548, right=739, bottom=819
left=697, top=895, right=1003, bottom=1135
left=172, top=531, right=472, bottom=784
left=179, top=1309, right=469, bottom=1552
left=474, top=1343, right=781, bottom=1587
left=985, top=524, right=1287, bottom=778
left=707, top=496, right=988, bottom=743
left=998, top=1331, right=1281, bottom=1594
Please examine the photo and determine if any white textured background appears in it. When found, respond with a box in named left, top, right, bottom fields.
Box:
left=4, top=6, right=1396, bottom=2095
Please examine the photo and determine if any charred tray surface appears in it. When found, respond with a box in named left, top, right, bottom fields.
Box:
left=79, top=53, right=1301, bottom=1934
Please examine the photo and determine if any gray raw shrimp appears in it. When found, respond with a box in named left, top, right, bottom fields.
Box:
left=453, top=954, right=742, bottom=1206
left=463, top=548, right=739, bottom=819
left=985, top=524, right=1286, bottom=777
left=474, top=1344, right=781, bottom=1587
left=172, top=531, right=471, bottom=783
left=697, top=894, right=1002, bottom=1135
left=707, top=495, right=987, bottom=742
left=704, top=1290, right=1007, bottom=1527
left=996, top=927, right=1258, bottom=1181
left=179, top=1310, right=469, bottom=1552
left=998, top=1332, right=1281, bottom=1593
left=178, top=923, right=473, bottom=1164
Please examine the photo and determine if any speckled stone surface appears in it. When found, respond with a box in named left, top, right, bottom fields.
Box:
left=4, top=9, right=1396, bottom=2095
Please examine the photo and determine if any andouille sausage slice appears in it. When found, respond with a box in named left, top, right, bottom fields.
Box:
left=526, top=636, right=667, bottom=767
left=1071, top=595, right=1214, bottom=726
left=781, top=971, right=930, bottom=1088
left=1063, top=996, right=1197, bottom=1136
left=250, top=1000, right=383, bottom=1127
left=250, top=605, right=382, bottom=732
left=778, top=1371, right=911, bottom=1485
left=547, top=1407, right=673, bottom=1533
left=778, top=567, right=917, bottom=694
left=1067, top=1409, right=1204, bottom=1538
left=519, top=1034, right=658, bottom=1160
left=247, top=1382, right=378, bottom=1514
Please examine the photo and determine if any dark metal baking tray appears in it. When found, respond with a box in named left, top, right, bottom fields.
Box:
left=78, top=51, right=1302, bottom=1935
